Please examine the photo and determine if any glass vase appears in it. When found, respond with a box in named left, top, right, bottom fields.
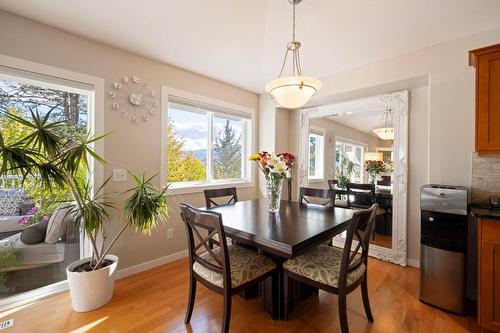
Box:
left=266, top=175, right=284, bottom=213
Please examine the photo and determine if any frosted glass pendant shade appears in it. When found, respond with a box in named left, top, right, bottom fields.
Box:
left=265, top=76, right=322, bottom=109
left=372, top=127, right=394, bottom=140
left=364, top=152, right=384, bottom=161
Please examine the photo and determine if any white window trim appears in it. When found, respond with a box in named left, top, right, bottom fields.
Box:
left=161, top=87, right=256, bottom=195
left=0, top=54, right=104, bottom=310
left=308, top=127, right=325, bottom=181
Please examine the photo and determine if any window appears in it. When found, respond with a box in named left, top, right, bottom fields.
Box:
left=335, top=140, right=365, bottom=183
left=0, top=72, right=93, bottom=299
left=308, top=132, right=324, bottom=180
left=166, top=95, right=252, bottom=189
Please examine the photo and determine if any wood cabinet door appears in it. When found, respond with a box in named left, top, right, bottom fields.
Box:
left=481, top=239, right=500, bottom=331
left=476, top=50, right=500, bottom=154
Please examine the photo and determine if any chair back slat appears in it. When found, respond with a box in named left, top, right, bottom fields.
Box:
left=204, top=187, right=238, bottom=208
left=299, top=187, right=335, bottom=207
left=180, top=203, right=231, bottom=284
left=327, top=179, right=338, bottom=190
left=338, top=204, right=377, bottom=287
left=346, top=182, right=376, bottom=208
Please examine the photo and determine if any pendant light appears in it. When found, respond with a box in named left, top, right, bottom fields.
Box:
left=372, top=106, right=394, bottom=140
left=265, top=0, right=321, bottom=109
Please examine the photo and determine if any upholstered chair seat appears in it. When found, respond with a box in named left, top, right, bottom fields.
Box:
left=193, top=244, right=276, bottom=288
left=283, top=244, right=366, bottom=288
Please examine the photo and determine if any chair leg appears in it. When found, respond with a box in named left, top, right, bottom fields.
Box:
left=283, top=270, right=289, bottom=320
left=361, top=275, right=374, bottom=322
left=338, top=292, right=349, bottom=333
left=184, top=276, right=197, bottom=324
left=222, top=292, right=232, bottom=333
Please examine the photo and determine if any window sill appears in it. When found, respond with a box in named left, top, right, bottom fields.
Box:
left=167, top=180, right=255, bottom=196
left=308, top=178, right=326, bottom=183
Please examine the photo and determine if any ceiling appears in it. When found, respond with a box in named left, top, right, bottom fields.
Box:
left=1, top=0, right=500, bottom=93
left=321, top=95, right=386, bottom=136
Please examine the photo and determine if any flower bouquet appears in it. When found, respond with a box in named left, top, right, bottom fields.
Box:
left=364, top=160, right=391, bottom=185
left=249, top=152, right=295, bottom=213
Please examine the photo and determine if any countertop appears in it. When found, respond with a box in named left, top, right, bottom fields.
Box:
left=470, top=203, right=500, bottom=220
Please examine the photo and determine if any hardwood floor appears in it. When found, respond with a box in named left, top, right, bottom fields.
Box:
left=2, top=257, right=474, bottom=333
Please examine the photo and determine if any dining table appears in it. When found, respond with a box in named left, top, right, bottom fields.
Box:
left=204, top=198, right=354, bottom=320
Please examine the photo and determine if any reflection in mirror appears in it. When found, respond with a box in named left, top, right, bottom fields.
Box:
left=328, top=110, right=394, bottom=249
left=299, top=90, right=408, bottom=265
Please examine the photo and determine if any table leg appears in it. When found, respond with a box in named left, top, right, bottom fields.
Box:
left=262, top=254, right=318, bottom=320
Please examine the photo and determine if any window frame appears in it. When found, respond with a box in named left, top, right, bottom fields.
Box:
left=308, top=128, right=325, bottom=181
left=161, top=87, right=255, bottom=195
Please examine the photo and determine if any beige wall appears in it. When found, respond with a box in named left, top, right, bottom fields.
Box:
left=0, top=10, right=259, bottom=270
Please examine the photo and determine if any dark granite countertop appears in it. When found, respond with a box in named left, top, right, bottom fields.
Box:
left=470, top=203, right=500, bottom=220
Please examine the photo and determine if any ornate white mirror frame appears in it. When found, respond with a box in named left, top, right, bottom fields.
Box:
left=297, top=90, right=409, bottom=266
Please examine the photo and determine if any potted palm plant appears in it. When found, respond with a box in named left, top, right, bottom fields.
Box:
left=335, top=152, right=358, bottom=189
left=0, top=108, right=169, bottom=312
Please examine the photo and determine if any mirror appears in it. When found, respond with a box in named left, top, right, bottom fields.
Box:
left=297, top=91, right=408, bottom=266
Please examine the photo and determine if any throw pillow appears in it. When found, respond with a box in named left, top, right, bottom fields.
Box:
left=0, top=189, right=25, bottom=216
left=21, top=220, right=49, bottom=245
left=45, top=206, right=71, bottom=244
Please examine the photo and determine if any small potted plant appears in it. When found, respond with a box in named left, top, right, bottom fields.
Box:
left=0, top=109, right=169, bottom=311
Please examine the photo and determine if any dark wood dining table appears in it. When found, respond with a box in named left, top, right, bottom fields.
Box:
left=204, top=198, right=354, bottom=320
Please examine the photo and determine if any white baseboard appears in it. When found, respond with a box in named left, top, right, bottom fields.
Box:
left=115, top=249, right=188, bottom=280
left=407, top=258, right=420, bottom=268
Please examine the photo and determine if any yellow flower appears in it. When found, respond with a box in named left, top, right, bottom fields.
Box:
left=249, top=153, right=260, bottom=161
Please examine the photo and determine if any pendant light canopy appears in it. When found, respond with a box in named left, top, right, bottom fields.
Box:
left=265, top=0, right=321, bottom=109
left=372, top=106, right=394, bottom=140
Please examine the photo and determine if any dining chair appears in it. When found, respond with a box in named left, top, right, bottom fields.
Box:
left=377, top=175, right=391, bottom=187
left=299, top=187, right=335, bottom=207
left=328, top=179, right=349, bottom=208
left=346, top=183, right=386, bottom=241
left=204, top=187, right=238, bottom=247
left=204, top=187, right=238, bottom=208
left=345, top=183, right=376, bottom=209
left=180, top=203, right=277, bottom=333
left=282, top=204, right=378, bottom=333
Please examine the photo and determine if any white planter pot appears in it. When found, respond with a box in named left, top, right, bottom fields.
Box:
left=66, top=254, right=118, bottom=312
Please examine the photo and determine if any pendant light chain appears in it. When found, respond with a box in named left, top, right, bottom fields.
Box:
left=265, top=0, right=322, bottom=109
left=278, top=0, right=302, bottom=78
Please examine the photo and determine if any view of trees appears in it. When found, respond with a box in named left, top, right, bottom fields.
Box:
left=167, top=120, right=206, bottom=182
left=0, top=79, right=88, bottom=219
left=0, top=79, right=87, bottom=131
left=213, top=120, right=241, bottom=179
left=167, top=119, right=243, bottom=183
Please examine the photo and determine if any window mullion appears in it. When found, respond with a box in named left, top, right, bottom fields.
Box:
left=207, top=111, right=213, bottom=183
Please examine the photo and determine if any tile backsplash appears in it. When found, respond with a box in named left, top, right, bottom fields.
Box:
left=472, top=153, right=500, bottom=201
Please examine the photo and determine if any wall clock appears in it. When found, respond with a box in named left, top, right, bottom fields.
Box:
left=108, top=75, right=158, bottom=123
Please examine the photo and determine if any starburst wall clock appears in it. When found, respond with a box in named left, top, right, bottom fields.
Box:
left=108, top=75, right=158, bottom=123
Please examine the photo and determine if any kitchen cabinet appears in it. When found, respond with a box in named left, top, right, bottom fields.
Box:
left=477, top=218, right=500, bottom=332
left=470, top=44, right=500, bottom=155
